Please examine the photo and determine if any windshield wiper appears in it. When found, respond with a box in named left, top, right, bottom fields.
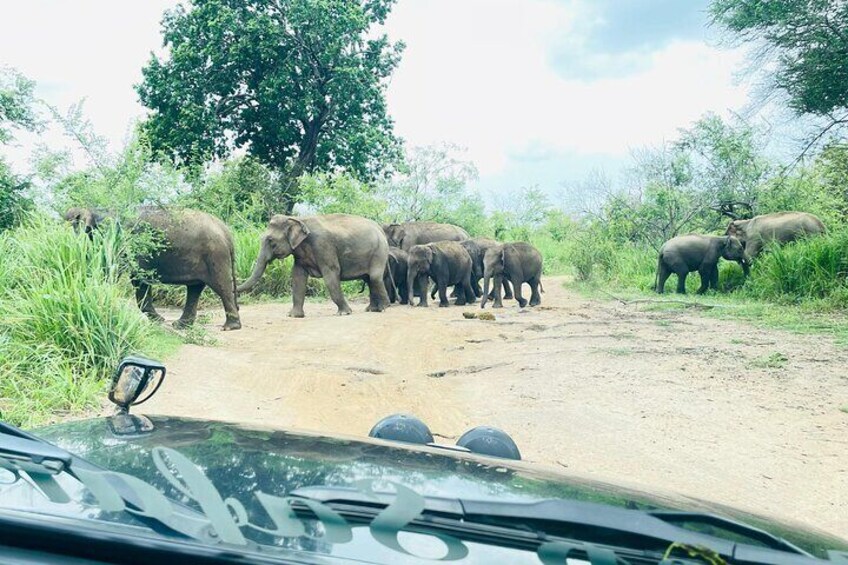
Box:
left=0, top=422, right=212, bottom=542
left=290, top=486, right=829, bottom=565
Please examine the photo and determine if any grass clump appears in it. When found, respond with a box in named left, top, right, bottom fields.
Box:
left=0, top=217, right=177, bottom=427
left=750, top=352, right=789, bottom=369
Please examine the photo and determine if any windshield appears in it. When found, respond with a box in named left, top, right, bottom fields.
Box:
left=2, top=0, right=848, bottom=563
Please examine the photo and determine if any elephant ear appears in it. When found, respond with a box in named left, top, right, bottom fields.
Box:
left=387, top=224, right=406, bottom=246
left=286, top=219, right=310, bottom=249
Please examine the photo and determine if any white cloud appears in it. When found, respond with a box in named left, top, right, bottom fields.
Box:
left=384, top=0, right=749, bottom=185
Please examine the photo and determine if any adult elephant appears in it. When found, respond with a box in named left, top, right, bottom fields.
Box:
left=64, top=206, right=241, bottom=331
left=383, top=221, right=469, bottom=251
left=481, top=242, right=543, bottom=309
left=726, top=211, right=826, bottom=269
left=407, top=241, right=476, bottom=307
left=238, top=214, right=390, bottom=317
left=655, top=234, right=746, bottom=294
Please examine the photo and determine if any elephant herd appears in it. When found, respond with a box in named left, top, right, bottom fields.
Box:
left=655, top=211, right=826, bottom=294
left=63, top=208, right=545, bottom=331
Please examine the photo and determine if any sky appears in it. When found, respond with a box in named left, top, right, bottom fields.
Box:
left=0, top=0, right=752, bottom=203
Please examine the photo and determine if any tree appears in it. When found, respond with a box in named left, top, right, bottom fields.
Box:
left=137, top=0, right=404, bottom=215
left=380, top=143, right=486, bottom=234
left=711, top=0, right=848, bottom=149
left=0, top=68, right=41, bottom=230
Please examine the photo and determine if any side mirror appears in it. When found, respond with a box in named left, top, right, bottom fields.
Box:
left=108, top=356, right=166, bottom=413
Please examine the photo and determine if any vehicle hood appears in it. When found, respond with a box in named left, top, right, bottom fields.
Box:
left=29, top=415, right=848, bottom=558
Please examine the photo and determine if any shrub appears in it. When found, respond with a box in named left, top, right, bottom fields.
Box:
left=0, top=217, right=170, bottom=427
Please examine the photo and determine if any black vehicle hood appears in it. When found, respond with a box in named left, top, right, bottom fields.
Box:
left=26, top=415, right=848, bottom=558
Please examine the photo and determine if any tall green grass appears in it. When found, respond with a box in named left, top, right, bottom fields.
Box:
left=0, top=217, right=177, bottom=427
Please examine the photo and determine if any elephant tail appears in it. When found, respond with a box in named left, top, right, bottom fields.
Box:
left=539, top=279, right=545, bottom=293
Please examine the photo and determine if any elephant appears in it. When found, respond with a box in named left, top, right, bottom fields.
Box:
left=238, top=214, right=390, bottom=317
left=655, top=234, right=746, bottom=294
left=64, top=206, right=241, bottom=331
left=383, top=221, right=470, bottom=251
left=725, top=211, right=826, bottom=269
left=481, top=242, right=543, bottom=309
left=407, top=241, right=476, bottom=307
left=429, top=237, right=513, bottom=300
left=386, top=247, right=410, bottom=304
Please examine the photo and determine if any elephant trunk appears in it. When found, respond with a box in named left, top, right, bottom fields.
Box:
left=481, top=272, right=491, bottom=309
left=237, top=242, right=272, bottom=293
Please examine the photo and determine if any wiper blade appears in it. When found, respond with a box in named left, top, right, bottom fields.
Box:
left=0, top=422, right=211, bottom=542
left=291, top=487, right=825, bottom=565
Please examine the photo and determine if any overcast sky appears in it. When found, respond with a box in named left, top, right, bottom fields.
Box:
left=0, top=0, right=751, bottom=202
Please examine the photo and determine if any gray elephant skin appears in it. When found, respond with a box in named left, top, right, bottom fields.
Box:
left=64, top=206, right=241, bottom=331
left=407, top=241, right=476, bottom=307
left=655, top=234, right=745, bottom=294
left=429, top=237, right=513, bottom=300
left=239, top=213, right=390, bottom=317
left=725, top=211, right=826, bottom=263
left=384, top=221, right=469, bottom=251
left=481, top=242, right=543, bottom=309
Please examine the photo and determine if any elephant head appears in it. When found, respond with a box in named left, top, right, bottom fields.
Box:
left=721, top=235, right=746, bottom=262
left=384, top=224, right=406, bottom=248
left=725, top=219, right=750, bottom=240
left=238, top=215, right=310, bottom=293
left=406, top=244, right=433, bottom=304
left=480, top=246, right=506, bottom=308
left=64, top=207, right=106, bottom=237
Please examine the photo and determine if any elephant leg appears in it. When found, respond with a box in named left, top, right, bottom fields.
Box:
left=323, top=268, right=352, bottom=316
left=384, top=273, right=397, bottom=304
left=457, top=271, right=475, bottom=305
left=529, top=278, right=542, bottom=306
left=696, top=267, right=710, bottom=294
left=174, top=283, right=205, bottom=329
left=740, top=260, right=750, bottom=278
left=134, top=280, right=164, bottom=322
left=512, top=277, right=528, bottom=307
left=656, top=263, right=671, bottom=294
left=437, top=281, right=450, bottom=307
left=366, top=267, right=390, bottom=313
left=502, top=279, right=514, bottom=300
left=676, top=272, right=688, bottom=294
left=710, top=265, right=720, bottom=291
left=289, top=263, right=308, bottom=318
left=417, top=275, right=429, bottom=307
left=208, top=272, right=241, bottom=331
left=493, top=275, right=505, bottom=308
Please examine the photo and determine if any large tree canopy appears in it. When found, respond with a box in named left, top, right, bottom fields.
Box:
left=137, top=0, right=404, bottom=212
left=711, top=0, right=848, bottom=121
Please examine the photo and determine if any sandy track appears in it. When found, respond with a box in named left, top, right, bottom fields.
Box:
left=144, top=276, right=848, bottom=538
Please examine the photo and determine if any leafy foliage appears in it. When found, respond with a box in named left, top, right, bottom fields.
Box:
left=712, top=0, right=848, bottom=119
left=137, top=0, right=404, bottom=214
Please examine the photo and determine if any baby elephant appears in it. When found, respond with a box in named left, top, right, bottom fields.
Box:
left=407, top=241, right=476, bottom=307
left=481, top=242, right=543, bottom=308
left=655, top=234, right=746, bottom=294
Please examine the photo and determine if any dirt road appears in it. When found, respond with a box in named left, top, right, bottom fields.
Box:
left=145, top=276, right=848, bottom=539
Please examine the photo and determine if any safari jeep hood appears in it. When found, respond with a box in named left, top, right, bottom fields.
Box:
left=29, top=415, right=848, bottom=559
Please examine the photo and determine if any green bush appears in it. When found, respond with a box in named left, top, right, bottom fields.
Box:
left=0, top=217, right=173, bottom=427
left=744, top=232, right=848, bottom=305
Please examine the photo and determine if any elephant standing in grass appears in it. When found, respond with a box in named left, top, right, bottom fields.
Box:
left=384, top=221, right=469, bottom=251
left=655, top=234, right=746, bottom=294
left=238, top=214, right=390, bottom=317
left=64, top=206, right=241, bottom=331
left=481, top=242, right=543, bottom=309
left=407, top=241, right=476, bottom=307
left=726, top=212, right=826, bottom=268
